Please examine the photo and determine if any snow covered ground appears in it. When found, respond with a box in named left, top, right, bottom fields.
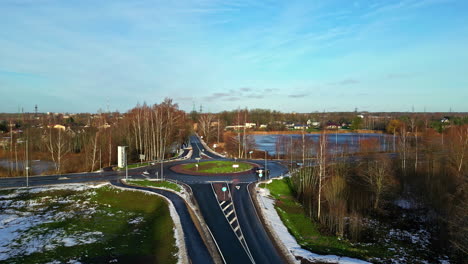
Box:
left=256, top=178, right=452, bottom=264
left=0, top=183, right=107, bottom=261
left=256, top=182, right=371, bottom=264
left=0, top=183, right=181, bottom=263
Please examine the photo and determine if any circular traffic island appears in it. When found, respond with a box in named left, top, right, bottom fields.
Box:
left=171, top=160, right=257, bottom=176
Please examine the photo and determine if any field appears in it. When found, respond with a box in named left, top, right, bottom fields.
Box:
left=128, top=180, right=182, bottom=193
left=265, top=178, right=450, bottom=264
left=180, top=160, right=253, bottom=174
left=0, top=184, right=178, bottom=264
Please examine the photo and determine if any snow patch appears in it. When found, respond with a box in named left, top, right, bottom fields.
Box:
left=256, top=182, right=371, bottom=264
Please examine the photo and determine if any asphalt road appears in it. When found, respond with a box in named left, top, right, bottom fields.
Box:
left=0, top=134, right=290, bottom=264
left=230, top=182, right=285, bottom=264
left=191, top=183, right=253, bottom=263
left=110, top=180, right=213, bottom=264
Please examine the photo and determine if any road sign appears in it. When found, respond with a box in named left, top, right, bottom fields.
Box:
left=221, top=187, right=227, bottom=192
left=232, top=164, right=239, bottom=168
left=139, top=154, right=145, bottom=160
left=118, top=146, right=126, bottom=168
left=235, top=186, right=240, bottom=190
left=259, top=173, right=263, bottom=177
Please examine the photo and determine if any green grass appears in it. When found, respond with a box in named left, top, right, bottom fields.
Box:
left=2, top=185, right=178, bottom=264
left=266, top=178, right=389, bottom=261
left=129, top=180, right=182, bottom=193
left=119, top=162, right=151, bottom=170
left=181, top=160, right=253, bottom=174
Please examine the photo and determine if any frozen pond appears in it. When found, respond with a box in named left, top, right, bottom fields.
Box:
left=253, top=133, right=393, bottom=156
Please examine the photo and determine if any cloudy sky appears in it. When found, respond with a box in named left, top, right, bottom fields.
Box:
left=1, top=0, right=467, bottom=113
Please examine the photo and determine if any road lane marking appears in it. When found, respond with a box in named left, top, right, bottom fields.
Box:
left=222, top=203, right=232, bottom=211
left=210, top=182, right=256, bottom=264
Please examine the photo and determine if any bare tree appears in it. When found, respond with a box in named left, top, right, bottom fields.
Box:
left=89, top=131, right=99, bottom=172
left=198, top=114, right=216, bottom=144
left=361, top=159, right=392, bottom=209
left=45, top=128, right=70, bottom=173
left=399, top=125, right=408, bottom=172
left=317, top=132, right=328, bottom=219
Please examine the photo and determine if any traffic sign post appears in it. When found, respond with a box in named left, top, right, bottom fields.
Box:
left=222, top=186, right=227, bottom=200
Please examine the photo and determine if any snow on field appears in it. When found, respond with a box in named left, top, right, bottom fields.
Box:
left=111, top=184, right=187, bottom=264
left=0, top=183, right=106, bottom=261
left=256, top=183, right=371, bottom=264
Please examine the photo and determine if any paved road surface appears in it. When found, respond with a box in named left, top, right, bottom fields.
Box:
left=111, top=180, right=214, bottom=264
left=0, top=134, right=290, bottom=264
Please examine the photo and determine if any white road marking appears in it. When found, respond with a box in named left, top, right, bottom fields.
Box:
left=226, top=210, right=234, bottom=217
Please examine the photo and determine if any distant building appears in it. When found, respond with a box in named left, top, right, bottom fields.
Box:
left=245, top=123, right=256, bottom=129
left=326, top=122, right=341, bottom=130
left=0, top=137, right=10, bottom=148
left=47, top=124, right=66, bottom=130
left=293, top=124, right=308, bottom=130
left=307, top=120, right=320, bottom=127
left=98, top=123, right=111, bottom=129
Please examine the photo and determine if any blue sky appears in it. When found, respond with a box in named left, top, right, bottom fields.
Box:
left=1, top=0, right=467, bottom=113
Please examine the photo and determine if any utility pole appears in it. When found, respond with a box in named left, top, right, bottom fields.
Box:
left=26, top=139, right=29, bottom=187
left=122, top=146, right=128, bottom=181
left=290, top=135, right=293, bottom=169
left=160, top=158, right=164, bottom=180
left=99, top=148, right=102, bottom=175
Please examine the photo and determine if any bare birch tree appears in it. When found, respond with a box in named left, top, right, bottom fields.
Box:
left=361, top=159, right=392, bottom=209
left=45, top=128, right=70, bottom=173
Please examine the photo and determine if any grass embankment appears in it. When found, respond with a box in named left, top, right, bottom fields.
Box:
left=0, top=185, right=178, bottom=264
left=117, top=162, right=152, bottom=170
left=266, top=178, right=388, bottom=261
left=181, top=160, right=253, bottom=174
left=129, top=180, right=182, bottom=193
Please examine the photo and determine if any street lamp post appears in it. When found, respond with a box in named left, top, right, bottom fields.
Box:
left=125, top=147, right=128, bottom=181
left=160, top=157, right=164, bottom=180
left=25, top=139, right=29, bottom=187
left=290, top=135, right=293, bottom=170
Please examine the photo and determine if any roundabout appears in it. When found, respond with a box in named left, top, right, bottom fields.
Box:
left=171, top=160, right=258, bottom=176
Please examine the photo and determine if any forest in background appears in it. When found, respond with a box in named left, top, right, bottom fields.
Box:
left=1, top=102, right=467, bottom=261
left=0, top=98, right=190, bottom=176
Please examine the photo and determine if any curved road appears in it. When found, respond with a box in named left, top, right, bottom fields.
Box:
left=110, top=180, right=214, bottom=264
left=0, top=135, right=290, bottom=264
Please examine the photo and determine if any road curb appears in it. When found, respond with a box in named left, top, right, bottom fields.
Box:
left=248, top=181, right=298, bottom=264
left=110, top=181, right=189, bottom=264
left=120, top=179, right=224, bottom=264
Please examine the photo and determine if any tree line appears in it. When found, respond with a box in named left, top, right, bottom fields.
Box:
left=0, top=98, right=190, bottom=176
left=285, top=123, right=467, bottom=262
